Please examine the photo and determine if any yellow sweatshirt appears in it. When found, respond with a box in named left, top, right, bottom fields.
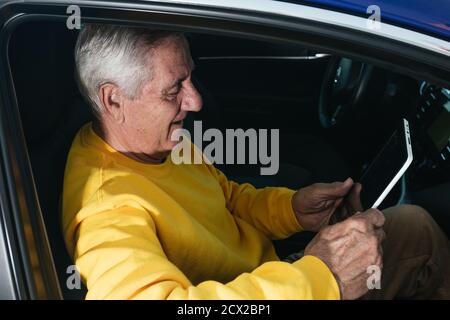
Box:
left=62, top=123, right=340, bottom=300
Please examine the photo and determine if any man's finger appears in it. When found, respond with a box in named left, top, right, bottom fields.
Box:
left=323, top=177, right=354, bottom=198
left=362, top=208, right=386, bottom=228
left=347, top=183, right=363, bottom=213
left=332, top=197, right=344, bottom=211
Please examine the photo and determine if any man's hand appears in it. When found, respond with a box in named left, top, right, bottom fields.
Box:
left=329, top=182, right=364, bottom=225
left=292, top=178, right=360, bottom=232
left=304, top=209, right=386, bottom=300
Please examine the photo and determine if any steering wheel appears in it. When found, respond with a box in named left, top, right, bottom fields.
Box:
left=319, top=56, right=373, bottom=128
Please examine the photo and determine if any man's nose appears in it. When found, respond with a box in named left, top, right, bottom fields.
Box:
left=181, top=82, right=203, bottom=112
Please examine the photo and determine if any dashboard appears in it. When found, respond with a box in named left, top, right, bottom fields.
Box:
left=408, top=83, right=450, bottom=189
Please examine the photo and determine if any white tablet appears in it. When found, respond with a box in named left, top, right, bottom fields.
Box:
left=359, top=118, right=413, bottom=209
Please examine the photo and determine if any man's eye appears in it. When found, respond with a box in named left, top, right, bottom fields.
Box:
left=167, top=87, right=182, bottom=99
left=165, top=82, right=183, bottom=100
left=167, top=91, right=179, bottom=100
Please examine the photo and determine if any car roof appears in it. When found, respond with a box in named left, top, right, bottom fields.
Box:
left=141, top=0, right=448, bottom=57
left=282, top=0, right=450, bottom=41
left=1, top=0, right=448, bottom=42
left=0, top=0, right=448, bottom=56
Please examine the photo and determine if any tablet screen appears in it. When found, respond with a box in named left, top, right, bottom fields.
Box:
left=359, top=122, right=411, bottom=209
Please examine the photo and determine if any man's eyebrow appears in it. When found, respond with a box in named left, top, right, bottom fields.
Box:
left=166, top=76, right=188, bottom=92
left=165, top=64, right=195, bottom=92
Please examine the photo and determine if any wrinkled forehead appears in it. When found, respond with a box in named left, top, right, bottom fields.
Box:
left=151, top=37, right=194, bottom=77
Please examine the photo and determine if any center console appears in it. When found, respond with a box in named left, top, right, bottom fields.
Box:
left=408, top=83, right=450, bottom=190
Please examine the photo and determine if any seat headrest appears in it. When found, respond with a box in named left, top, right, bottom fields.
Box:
left=9, top=21, right=80, bottom=145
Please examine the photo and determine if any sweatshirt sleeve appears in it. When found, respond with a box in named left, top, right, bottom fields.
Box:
left=72, top=206, right=340, bottom=300
left=208, top=166, right=303, bottom=240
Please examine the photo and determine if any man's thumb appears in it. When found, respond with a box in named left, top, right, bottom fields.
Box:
left=327, top=178, right=353, bottom=197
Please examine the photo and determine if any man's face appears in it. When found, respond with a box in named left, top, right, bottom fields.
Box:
left=121, top=37, right=202, bottom=158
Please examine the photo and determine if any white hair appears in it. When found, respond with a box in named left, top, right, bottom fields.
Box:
left=74, top=24, right=187, bottom=116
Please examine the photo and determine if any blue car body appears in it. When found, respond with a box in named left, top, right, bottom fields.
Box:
left=284, top=0, right=450, bottom=41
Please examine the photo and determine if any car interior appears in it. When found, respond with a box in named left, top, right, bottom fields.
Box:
left=7, top=20, right=450, bottom=299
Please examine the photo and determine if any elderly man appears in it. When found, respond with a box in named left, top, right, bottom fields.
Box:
left=62, top=24, right=450, bottom=300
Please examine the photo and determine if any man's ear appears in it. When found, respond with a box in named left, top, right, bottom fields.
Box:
left=98, top=83, right=125, bottom=123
